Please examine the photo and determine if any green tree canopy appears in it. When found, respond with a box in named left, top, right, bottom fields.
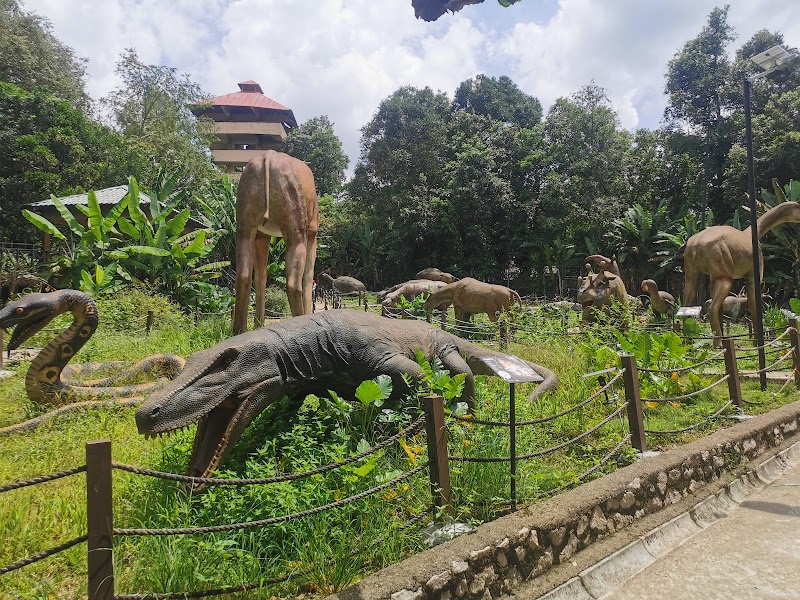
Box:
left=100, top=48, right=217, bottom=188
left=283, top=115, right=348, bottom=196
left=0, top=0, right=89, bottom=110
left=0, top=82, right=147, bottom=242
left=453, top=74, right=542, bottom=128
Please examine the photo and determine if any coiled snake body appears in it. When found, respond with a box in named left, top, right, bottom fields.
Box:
left=0, top=289, right=185, bottom=435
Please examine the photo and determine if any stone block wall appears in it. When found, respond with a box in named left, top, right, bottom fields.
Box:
left=328, top=400, right=800, bottom=600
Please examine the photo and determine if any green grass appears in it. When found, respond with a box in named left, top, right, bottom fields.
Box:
left=0, top=293, right=797, bottom=598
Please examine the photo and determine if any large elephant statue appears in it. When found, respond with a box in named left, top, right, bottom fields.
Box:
left=424, top=277, right=522, bottom=324
left=415, top=267, right=457, bottom=283
left=318, top=273, right=367, bottom=305
left=381, top=279, right=448, bottom=308
left=234, top=151, right=318, bottom=334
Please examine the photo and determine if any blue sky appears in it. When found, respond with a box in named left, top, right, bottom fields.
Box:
left=23, top=0, right=800, bottom=171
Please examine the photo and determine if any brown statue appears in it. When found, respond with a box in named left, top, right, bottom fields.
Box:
left=683, top=201, right=800, bottom=342
left=640, top=279, right=676, bottom=318
left=424, top=277, right=522, bottom=324
left=234, top=151, right=319, bottom=334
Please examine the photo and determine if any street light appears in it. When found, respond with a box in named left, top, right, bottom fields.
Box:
left=744, top=44, right=798, bottom=390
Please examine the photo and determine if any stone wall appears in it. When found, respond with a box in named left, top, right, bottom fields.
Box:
left=328, top=399, right=800, bottom=600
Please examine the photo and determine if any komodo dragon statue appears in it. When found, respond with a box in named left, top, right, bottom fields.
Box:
left=136, top=310, right=557, bottom=482
left=0, top=290, right=184, bottom=435
left=683, top=200, right=800, bottom=343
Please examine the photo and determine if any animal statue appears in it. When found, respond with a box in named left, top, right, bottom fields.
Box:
left=234, top=151, right=319, bottom=334
left=576, top=267, right=628, bottom=323
left=640, top=279, right=676, bottom=319
left=317, top=273, right=367, bottom=305
left=540, top=301, right=582, bottom=315
left=136, top=310, right=557, bottom=483
left=415, top=268, right=457, bottom=284
left=700, top=292, right=771, bottom=324
left=423, top=278, right=522, bottom=324
left=585, top=255, right=621, bottom=277
left=0, top=290, right=184, bottom=434
left=683, top=201, right=800, bottom=343
left=381, top=279, right=448, bottom=308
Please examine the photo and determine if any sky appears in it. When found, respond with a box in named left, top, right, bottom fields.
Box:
left=22, top=0, right=800, bottom=173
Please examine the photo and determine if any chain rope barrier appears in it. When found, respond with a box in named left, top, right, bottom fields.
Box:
left=114, top=464, right=427, bottom=537
left=644, top=400, right=734, bottom=435
left=450, top=403, right=627, bottom=463
left=636, top=349, right=727, bottom=374
left=113, top=415, right=425, bottom=486
left=450, top=369, right=625, bottom=427
left=640, top=374, right=730, bottom=404
left=736, top=327, right=793, bottom=352
left=739, top=349, right=794, bottom=375
left=0, top=534, right=87, bottom=575
left=0, top=464, right=86, bottom=494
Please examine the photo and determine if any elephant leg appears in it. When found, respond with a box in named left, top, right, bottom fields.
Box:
left=302, top=233, right=317, bottom=315
left=439, top=350, right=475, bottom=410
left=284, top=238, right=308, bottom=316
left=709, top=277, right=733, bottom=346
left=454, top=308, right=466, bottom=324
left=234, top=232, right=256, bottom=335
left=254, top=234, right=270, bottom=328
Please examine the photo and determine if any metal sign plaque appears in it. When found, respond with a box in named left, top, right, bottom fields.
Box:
left=475, top=355, right=544, bottom=383
left=676, top=306, right=702, bottom=318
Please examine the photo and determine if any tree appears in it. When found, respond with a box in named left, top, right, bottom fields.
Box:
left=100, top=48, right=217, bottom=188
left=664, top=6, right=736, bottom=220
left=283, top=116, right=348, bottom=196
left=0, top=0, right=89, bottom=110
left=453, top=74, right=542, bottom=128
left=0, top=82, right=147, bottom=242
left=540, top=84, right=630, bottom=245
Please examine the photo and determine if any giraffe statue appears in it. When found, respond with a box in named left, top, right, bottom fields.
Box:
left=234, top=151, right=319, bottom=334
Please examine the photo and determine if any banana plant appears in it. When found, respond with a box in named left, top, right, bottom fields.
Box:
left=79, top=263, right=124, bottom=296
left=22, top=191, right=127, bottom=288
left=759, top=179, right=800, bottom=301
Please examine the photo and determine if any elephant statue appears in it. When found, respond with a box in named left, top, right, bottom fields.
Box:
left=424, top=277, right=522, bottom=324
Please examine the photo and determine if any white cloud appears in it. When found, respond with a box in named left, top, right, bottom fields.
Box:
left=20, top=0, right=800, bottom=170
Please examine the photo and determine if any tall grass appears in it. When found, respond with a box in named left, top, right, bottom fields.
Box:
left=0, top=292, right=797, bottom=597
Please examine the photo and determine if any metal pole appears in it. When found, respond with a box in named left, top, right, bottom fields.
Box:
left=744, top=77, right=768, bottom=390
left=86, top=440, right=114, bottom=600
left=509, top=382, right=517, bottom=511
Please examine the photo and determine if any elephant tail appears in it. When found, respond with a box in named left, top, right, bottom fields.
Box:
left=512, top=290, right=523, bottom=308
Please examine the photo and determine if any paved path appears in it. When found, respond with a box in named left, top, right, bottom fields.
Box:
left=606, top=460, right=800, bottom=600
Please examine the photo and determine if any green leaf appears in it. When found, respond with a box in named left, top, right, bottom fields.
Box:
left=95, top=264, right=104, bottom=286
left=355, top=380, right=384, bottom=406
left=80, top=269, right=94, bottom=291
left=125, top=245, right=171, bottom=257
left=86, top=190, right=103, bottom=242
left=22, top=210, right=66, bottom=240
left=116, top=217, right=140, bottom=239
left=790, top=298, right=800, bottom=316
left=126, top=177, right=148, bottom=230
left=51, top=195, right=84, bottom=235
left=102, top=195, right=128, bottom=232
left=183, top=229, right=206, bottom=256
left=164, top=208, right=190, bottom=239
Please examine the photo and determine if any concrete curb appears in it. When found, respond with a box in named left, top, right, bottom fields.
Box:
left=537, top=439, right=800, bottom=600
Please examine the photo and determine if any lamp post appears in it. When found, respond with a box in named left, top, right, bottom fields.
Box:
left=744, top=44, right=797, bottom=391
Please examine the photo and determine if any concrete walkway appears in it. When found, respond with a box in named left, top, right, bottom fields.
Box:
left=525, top=451, right=800, bottom=600
left=603, top=460, right=800, bottom=600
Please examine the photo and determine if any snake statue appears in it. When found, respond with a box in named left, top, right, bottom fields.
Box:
left=0, top=289, right=185, bottom=435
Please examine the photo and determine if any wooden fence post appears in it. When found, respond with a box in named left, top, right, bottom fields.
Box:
left=722, top=338, right=744, bottom=411
left=194, top=299, right=200, bottom=326
left=145, top=310, right=154, bottom=335
left=620, top=355, right=647, bottom=453
left=86, top=440, right=114, bottom=600
left=423, top=395, right=454, bottom=519
left=790, top=318, right=800, bottom=390
left=0, top=327, right=4, bottom=370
